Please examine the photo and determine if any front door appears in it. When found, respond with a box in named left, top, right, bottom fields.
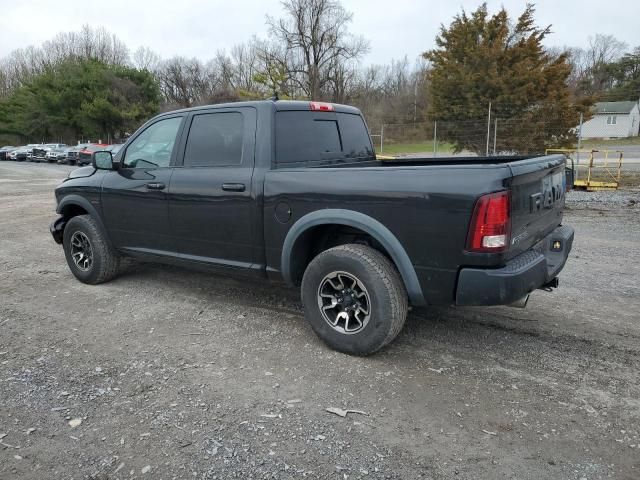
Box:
left=168, top=107, right=256, bottom=269
left=101, top=115, right=185, bottom=253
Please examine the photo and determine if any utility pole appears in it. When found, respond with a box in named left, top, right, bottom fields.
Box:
left=493, top=118, right=497, bottom=155
left=485, top=102, right=492, bottom=157
left=576, top=112, right=583, bottom=182
left=413, top=81, right=418, bottom=125
left=433, top=121, right=437, bottom=158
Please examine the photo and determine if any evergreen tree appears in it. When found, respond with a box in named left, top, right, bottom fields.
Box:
left=424, top=3, right=591, bottom=154
left=0, top=59, right=160, bottom=143
left=604, top=48, right=640, bottom=101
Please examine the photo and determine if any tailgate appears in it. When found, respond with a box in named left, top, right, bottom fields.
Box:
left=508, top=155, right=566, bottom=258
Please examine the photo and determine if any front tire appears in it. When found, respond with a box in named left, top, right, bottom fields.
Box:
left=63, top=215, right=120, bottom=284
left=301, top=244, right=408, bottom=356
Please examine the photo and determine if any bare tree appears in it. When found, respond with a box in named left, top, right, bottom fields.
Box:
left=132, top=46, right=161, bottom=71
left=265, top=0, right=369, bottom=100
left=40, top=25, right=129, bottom=66
left=208, top=51, right=236, bottom=91
left=345, top=56, right=430, bottom=127
left=252, top=38, right=295, bottom=97
left=156, top=56, right=215, bottom=108
left=229, top=42, right=261, bottom=93
left=565, top=34, right=629, bottom=97
left=586, top=34, right=627, bottom=68
left=0, top=62, right=12, bottom=99
left=327, top=59, right=358, bottom=103
left=3, top=46, right=48, bottom=83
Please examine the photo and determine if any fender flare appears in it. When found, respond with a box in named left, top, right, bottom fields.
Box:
left=281, top=209, right=426, bottom=306
left=56, top=194, right=113, bottom=247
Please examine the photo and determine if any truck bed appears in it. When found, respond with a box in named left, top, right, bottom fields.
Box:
left=265, top=153, right=567, bottom=305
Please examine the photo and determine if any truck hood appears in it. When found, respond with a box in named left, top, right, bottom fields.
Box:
left=65, top=166, right=96, bottom=180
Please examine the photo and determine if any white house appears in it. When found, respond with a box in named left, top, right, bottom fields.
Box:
left=580, top=101, right=640, bottom=139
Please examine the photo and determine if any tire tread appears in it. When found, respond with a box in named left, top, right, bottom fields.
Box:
left=332, top=244, right=408, bottom=348
left=301, top=243, right=408, bottom=355
left=64, top=215, right=120, bottom=284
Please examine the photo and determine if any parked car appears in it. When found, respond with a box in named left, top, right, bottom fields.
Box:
left=64, top=144, right=90, bottom=165
left=50, top=100, right=574, bottom=356
left=23, top=144, right=44, bottom=161
left=8, top=147, right=22, bottom=161
left=46, top=147, right=68, bottom=163
left=77, top=144, right=109, bottom=166
left=13, top=145, right=34, bottom=161
left=33, top=143, right=67, bottom=162
left=32, top=145, right=48, bottom=162
left=0, top=146, right=16, bottom=161
left=55, top=147, right=74, bottom=164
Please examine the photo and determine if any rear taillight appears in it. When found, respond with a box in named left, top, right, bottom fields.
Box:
left=466, top=190, right=511, bottom=253
left=309, top=101, right=334, bottom=111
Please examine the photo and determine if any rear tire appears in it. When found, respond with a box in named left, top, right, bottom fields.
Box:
left=301, top=244, right=408, bottom=356
left=63, top=215, right=120, bottom=285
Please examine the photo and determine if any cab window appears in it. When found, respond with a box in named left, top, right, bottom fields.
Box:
left=123, top=117, right=183, bottom=168
left=183, top=112, right=244, bottom=167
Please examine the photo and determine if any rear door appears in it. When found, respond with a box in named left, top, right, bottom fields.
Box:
left=167, top=107, right=257, bottom=269
left=101, top=115, right=185, bottom=253
left=508, top=155, right=567, bottom=257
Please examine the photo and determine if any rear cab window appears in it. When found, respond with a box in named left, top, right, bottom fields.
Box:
left=275, top=110, right=374, bottom=168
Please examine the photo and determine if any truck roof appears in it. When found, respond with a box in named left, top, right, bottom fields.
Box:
left=159, top=99, right=362, bottom=117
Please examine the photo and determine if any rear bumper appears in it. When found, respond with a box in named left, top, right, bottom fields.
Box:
left=455, top=225, right=574, bottom=306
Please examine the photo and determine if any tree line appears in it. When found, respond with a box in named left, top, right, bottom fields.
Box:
left=0, top=1, right=638, bottom=153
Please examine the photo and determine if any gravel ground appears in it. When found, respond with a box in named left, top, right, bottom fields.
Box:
left=566, top=188, right=640, bottom=210
left=1, top=162, right=639, bottom=480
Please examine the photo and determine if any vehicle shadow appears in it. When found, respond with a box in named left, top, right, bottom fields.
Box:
left=114, top=260, right=614, bottom=364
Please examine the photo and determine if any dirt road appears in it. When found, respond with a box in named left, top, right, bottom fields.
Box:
left=1, top=162, right=639, bottom=479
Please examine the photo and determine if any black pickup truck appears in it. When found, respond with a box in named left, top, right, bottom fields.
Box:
left=50, top=100, right=574, bottom=355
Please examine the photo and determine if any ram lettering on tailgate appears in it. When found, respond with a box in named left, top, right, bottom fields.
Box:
left=530, top=172, right=564, bottom=213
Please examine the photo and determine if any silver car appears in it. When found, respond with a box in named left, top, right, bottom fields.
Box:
left=46, top=147, right=68, bottom=163
left=0, top=146, right=17, bottom=161
left=33, top=143, right=67, bottom=162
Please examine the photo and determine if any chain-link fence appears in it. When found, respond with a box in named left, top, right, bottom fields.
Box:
left=368, top=101, right=640, bottom=163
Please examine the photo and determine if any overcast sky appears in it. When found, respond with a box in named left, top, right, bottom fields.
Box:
left=0, top=0, right=638, bottom=65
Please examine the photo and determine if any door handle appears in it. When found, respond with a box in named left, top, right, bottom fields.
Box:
left=146, top=182, right=165, bottom=190
left=222, top=183, right=246, bottom=192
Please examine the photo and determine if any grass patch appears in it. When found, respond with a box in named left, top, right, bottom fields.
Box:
left=377, top=141, right=455, bottom=156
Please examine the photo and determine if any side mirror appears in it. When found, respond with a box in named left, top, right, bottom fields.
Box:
left=92, top=151, right=114, bottom=170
